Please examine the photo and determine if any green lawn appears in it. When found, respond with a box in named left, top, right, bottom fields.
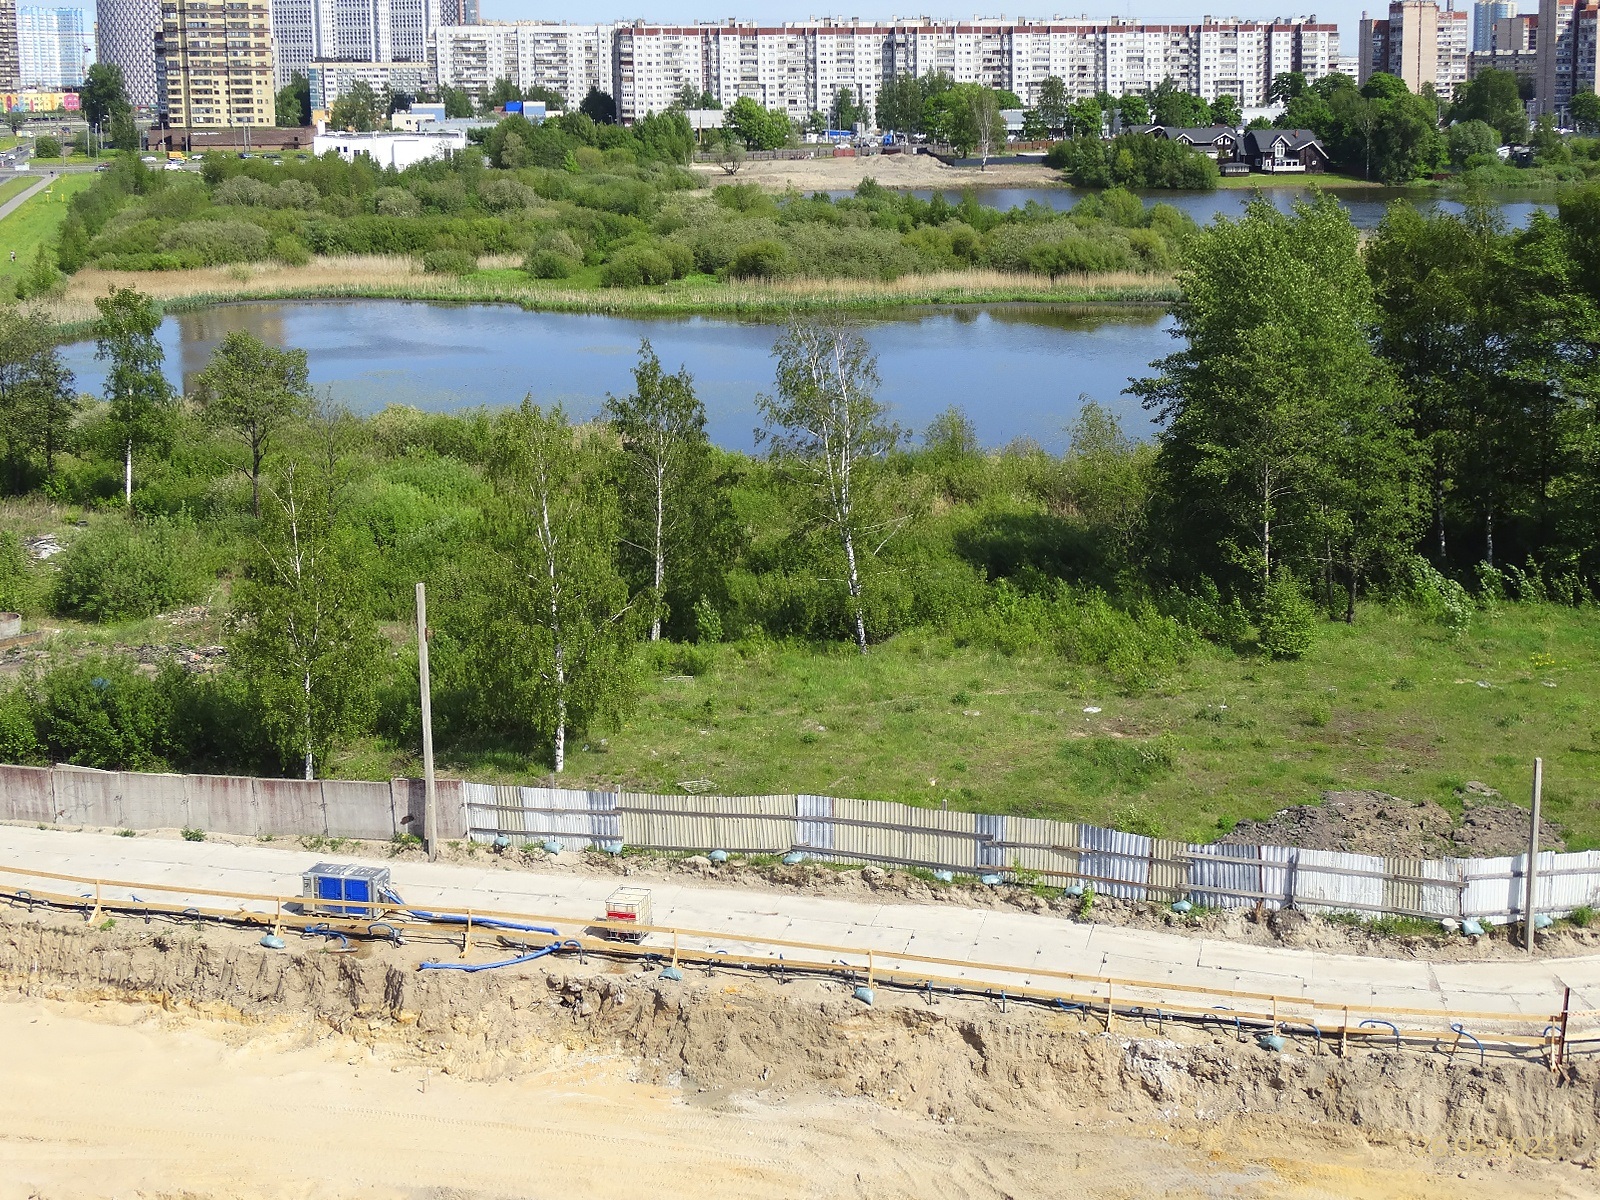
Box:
left=385, top=603, right=1600, bottom=848
left=0, top=171, right=94, bottom=293
left=1216, top=169, right=1391, bottom=190
left=0, top=175, right=36, bottom=206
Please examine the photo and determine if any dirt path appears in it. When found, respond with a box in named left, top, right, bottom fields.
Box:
left=0, top=995, right=1587, bottom=1200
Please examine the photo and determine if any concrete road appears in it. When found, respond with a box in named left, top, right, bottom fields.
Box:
left=2, top=824, right=1596, bottom=1028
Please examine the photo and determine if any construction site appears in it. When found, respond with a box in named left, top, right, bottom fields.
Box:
left=0, top=811, right=1597, bottom=1200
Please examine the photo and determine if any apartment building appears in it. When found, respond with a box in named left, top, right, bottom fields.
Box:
left=17, top=6, right=90, bottom=89
left=437, top=17, right=1341, bottom=125
left=97, top=0, right=162, bottom=106
left=308, top=58, right=429, bottom=109
left=432, top=22, right=611, bottom=104
left=1473, top=0, right=1517, bottom=50
left=1358, top=1, right=1470, bottom=97
left=156, top=0, right=275, bottom=130
left=270, top=0, right=438, bottom=89
left=1, top=0, right=23, bottom=90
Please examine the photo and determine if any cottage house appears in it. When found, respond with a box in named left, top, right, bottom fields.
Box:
left=1239, top=128, right=1329, bottom=174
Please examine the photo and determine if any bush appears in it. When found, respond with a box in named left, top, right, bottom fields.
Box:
left=421, top=247, right=477, bottom=275
left=525, top=249, right=578, bottom=279
left=33, top=136, right=62, bottom=159
left=30, top=656, right=173, bottom=770
left=373, top=186, right=422, bottom=217
left=271, top=233, right=311, bottom=266
left=0, top=687, right=41, bottom=763
left=600, top=240, right=690, bottom=287
left=726, top=237, right=791, bottom=279
left=0, top=531, right=31, bottom=612
left=1257, top=572, right=1316, bottom=660
left=159, top=219, right=272, bottom=265
left=53, top=517, right=210, bottom=622
left=1404, top=555, right=1473, bottom=637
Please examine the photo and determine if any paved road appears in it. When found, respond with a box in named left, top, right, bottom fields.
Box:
left=0, top=172, right=55, bottom=223
left=2, top=825, right=1596, bottom=1027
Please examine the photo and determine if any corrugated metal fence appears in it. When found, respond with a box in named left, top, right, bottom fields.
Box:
left=4, top=763, right=1598, bottom=925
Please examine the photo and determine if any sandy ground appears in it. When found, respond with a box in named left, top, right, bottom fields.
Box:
left=691, top=153, right=1064, bottom=191
left=0, top=995, right=1589, bottom=1200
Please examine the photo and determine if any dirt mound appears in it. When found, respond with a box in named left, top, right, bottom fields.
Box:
left=1220, top=790, right=1565, bottom=857
left=0, top=909, right=1595, bottom=1160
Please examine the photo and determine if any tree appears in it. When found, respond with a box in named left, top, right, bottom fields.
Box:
left=1570, top=89, right=1600, bottom=136
left=1268, top=72, right=1306, bottom=104
left=671, top=84, right=716, bottom=111
left=82, top=63, right=131, bottom=130
left=330, top=80, right=381, bottom=132
left=876, top=74, right=925, bottom=134
left=440, top=86, right=474, bottom=119
left=1117, top=92, right=1150, bottom=128
left=1036, top=76, right=1070, bottom=136
left=970, top=87, right=1006, bottom=167
left=712, top=130, right=745, bottom=174
left=229, top=416, right=382, bottom=779
left=758, top=321, right=902, bottom=654
left=1208, top=92, right=1242, bottom=128
left=1448, top=119, right=1500, bottom=167
left=275, top=72, right=310, bottom=127
left=1450, top=67, right=1528, bottom=144
left=474, top=402, right=637, bottom=772
left=93, top=288, right=174, bottom=507
left=830, top=87, right=861, bottom=130
left=1151, top=78, right=1211, bottom=127
left=580, top=88, right=617, bottom=124
left=1132, top=195, right=1420, bottom=605
left=33, top=136, right=61, bottom=158
left=725, top=96, right=791, bottom=150
left=0, top=306, right=79, bottom=488
left=1063, top=401, right=1153, bottom=566
left=488, top=77, right=523, bottom=109
left=1066, top=96, right=1103, bottom=139
left=603, top=340, right=721, bottom=642
left=191, top=331, right=313, bottom=518
left=527, top=85, right=566, bottom=110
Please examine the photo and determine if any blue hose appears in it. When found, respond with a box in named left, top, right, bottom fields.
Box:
left=1359, top=1019, right=1401, bottom=1049
left=418, top=939, right=579, bottom=972
left=380, top=886, right=558, bottom=936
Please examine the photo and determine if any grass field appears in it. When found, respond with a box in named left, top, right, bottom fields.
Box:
left=1215, top=170, right=1390, bottom=190
left=0, top=175, right=36, bottom=206
left=0, top=171, right=94, bottom=296
left=338, top=602, right=1600, bottom=849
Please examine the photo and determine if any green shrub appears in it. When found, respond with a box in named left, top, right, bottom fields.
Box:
left=1257, top=572, right=1316, bottom=660
left=1405, top=555, right=1472, bottom=637
left=0, top=531, right=32, bottom=612
left=159, top=219, right=272, bottom=265
left=422, top=247, right=477, bottom=275
left=33, top=136, right=62, bottom=159
left=373, top=186, right=422, bottom=217
left=53, top=517, right=210, bottom=622
left=727, top=238, right=791, bottom=279
left=525, top=249, right=578, bottom=279
left=600, top=240, right=691, bottom=286
left=0, top=688, right=41, bottom=763
left=30, top=656, right=173, bottom=770
left=271, top=234, right=311, bottom=266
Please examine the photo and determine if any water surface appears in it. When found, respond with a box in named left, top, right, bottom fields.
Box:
left=61, top=300, right=1178, bottom=452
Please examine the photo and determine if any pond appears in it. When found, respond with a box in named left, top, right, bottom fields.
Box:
left=59, top=300, right=1178, bottom=453
left=821, top=185, right=1557, bottom=230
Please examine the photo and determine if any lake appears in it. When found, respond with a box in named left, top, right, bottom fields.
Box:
left=821, top=185, right=1556, bottom=230
left=60, top=301, right=1178, bottom=452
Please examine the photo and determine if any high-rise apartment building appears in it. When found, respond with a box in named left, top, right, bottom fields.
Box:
left=1359, top=1, right=1470, bottom=97
left=1474, top=0, right=1517, bottom=50
left=271, top=0, right=439, bottom=89
left=434, top=16, right=1342, bottom=125
left=155, top=0, right=274, bottom=131
left=97, top=0, right=161, bottom=106
left=0, top=0, right=22, bottom=89
left=17, top=7, right=90, bottom=88
left=1534, top=0, right=1600, bottom=112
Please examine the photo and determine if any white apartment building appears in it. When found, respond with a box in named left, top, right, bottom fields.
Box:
left=1359, top=1, right=1470, bottom=99
left=434, top=16, right=1341, bottom=124
left=271, top=0, right=438, bottom=89
left=18, top=6, right=91, bottom=89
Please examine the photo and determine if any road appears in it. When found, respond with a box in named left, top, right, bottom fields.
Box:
left=0, top=172, right=55, bottom=222
left=1, top=824, right=1596, bottom=1026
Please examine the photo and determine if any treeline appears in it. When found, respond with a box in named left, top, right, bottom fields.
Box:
left=24, top=150, right=1195, bottom=293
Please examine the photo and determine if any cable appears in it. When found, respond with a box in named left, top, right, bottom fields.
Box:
left=379, top=885, right=559, bottom=935
left=417, top=939, right=580, bottom=972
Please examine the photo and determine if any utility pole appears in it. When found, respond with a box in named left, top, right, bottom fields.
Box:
left=416, top=582, right=438, bottom=861
left=1525, top=757, right=1543, bottom=955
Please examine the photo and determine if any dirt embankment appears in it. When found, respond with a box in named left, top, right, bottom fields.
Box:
left=691, top=153, right=1063, bottom=191
left=1, top=908, right=1596, bottom=1163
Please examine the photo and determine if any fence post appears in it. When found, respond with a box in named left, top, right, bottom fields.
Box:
left=1525, top=757, right=1543, bottom=955
left=1557, top=986, right=1571, bottom=1070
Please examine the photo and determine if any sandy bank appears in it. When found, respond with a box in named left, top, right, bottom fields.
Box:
left=692, top=153, right=1066, bottom=192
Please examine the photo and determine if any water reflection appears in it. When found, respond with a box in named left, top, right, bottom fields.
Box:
left=61, top=300, right=1178, bottom=452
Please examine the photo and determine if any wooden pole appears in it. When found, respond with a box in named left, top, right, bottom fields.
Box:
left=417, top=582, right=438, bottom=863
left=1557, top=986, right=1571, bottom=1070
left=1525, top=757, right=1542, bottom=955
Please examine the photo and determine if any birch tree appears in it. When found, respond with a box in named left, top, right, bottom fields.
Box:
left=758, top=321, right=901, bottom=654
left=603, top=340, right=715, bottom=642
left=484, top=401, right=636, bottom=773
left=93, top=287, right=174, bottom=507
left=229, top=409, right=380, bottom=779
left=191, top=330, right=313, bottom=518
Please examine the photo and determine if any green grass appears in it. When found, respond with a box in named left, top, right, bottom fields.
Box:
left=373, top=602, right=1600, bottom=848
left=1215, top=170, right=1393, bottom=190
left=0, top=175, right=36, bottom=206
left=0, top=171, right=94, bottom=294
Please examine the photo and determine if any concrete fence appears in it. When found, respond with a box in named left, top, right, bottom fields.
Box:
left=4, top=764, right=1598, bottom=926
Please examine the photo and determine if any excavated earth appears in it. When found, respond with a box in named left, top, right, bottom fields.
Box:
left=2, top=907, right=1597, bottom=1161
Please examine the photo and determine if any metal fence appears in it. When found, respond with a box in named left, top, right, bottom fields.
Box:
left=3, top=763, right=1597, bottom=925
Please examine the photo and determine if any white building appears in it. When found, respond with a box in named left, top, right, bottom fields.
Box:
left=312, top=125, right=466, bottom=167
left=309, top=58, right=431, bottom=109
left=18, top=6, right=90, bottom=89
left=271, top=0, right=440, bottom=90
left=432, top=21, right=612, bottom=104
left=96, top=0, right=161, bottom=107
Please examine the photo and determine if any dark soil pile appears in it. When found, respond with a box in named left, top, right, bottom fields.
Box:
left=1220, top=789, right=1565, bottom=857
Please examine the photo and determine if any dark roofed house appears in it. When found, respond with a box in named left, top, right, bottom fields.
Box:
left=1134, top=124, right=1240, bottom=161
left=1240, top=128, right=1329, bottom=174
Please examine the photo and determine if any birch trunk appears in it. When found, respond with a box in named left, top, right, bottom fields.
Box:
left=124, top=440, right=133, bottom=507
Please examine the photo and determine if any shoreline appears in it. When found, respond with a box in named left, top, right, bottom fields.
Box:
left=38, top=259, right=1178, bottom=336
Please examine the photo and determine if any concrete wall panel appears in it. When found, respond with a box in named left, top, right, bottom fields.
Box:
left=254, top=778, right=326, bottom=836
left=321, top=779, right=395, bottom=841
left=0, top=764, right=53, bottom=822
left=114, top=772, right=187, bottom=829
left=52, top=767, right=125, bottom=826
left=185, top=773, right=258, bottom=835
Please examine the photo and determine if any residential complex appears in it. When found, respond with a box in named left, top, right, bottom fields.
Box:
left=1473, top=0, right=1517, bottom=49
left=0, top=0, right=21, bottom=90
left=155, top=0, right=275, bottom=131
left=434, top=16, right=1342, bottom=125
left=1358, top=1, right=1470, bottom=98
left=97, top=0, right=161, bottom=106
left=17, top=6, right=88, bottom=89
left=1531, top=0, right=1600, bottom=114
left=269, top=0, right=437, bottom=90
